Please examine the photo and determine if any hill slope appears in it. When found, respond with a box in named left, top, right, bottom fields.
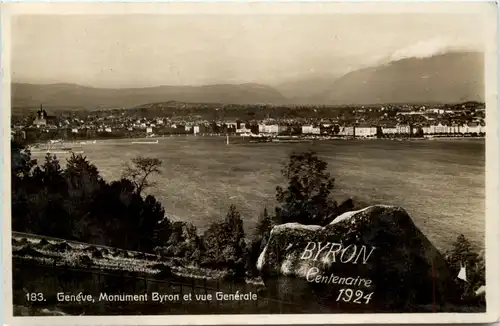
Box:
left=304, top=52, right=484, bottom=105
left=12, top=51, right=484, bottom=108
left=274, top=74, right=343, bottom=100
left=11, top=83, right=288, bottom=109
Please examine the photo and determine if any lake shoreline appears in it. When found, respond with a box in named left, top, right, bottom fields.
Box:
left=28, top=134, right=485, bottom=147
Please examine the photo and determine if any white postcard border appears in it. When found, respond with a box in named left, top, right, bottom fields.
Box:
left=1, top=2, right=499, bottom=325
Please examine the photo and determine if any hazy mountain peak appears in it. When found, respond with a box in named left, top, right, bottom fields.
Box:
left=301, top=51, right=484, bottom=105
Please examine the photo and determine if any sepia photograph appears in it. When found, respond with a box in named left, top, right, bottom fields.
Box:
left=2, top=2, right=499, bottom=325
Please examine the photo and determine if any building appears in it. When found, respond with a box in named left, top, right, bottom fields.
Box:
left=259, top=124, right=287, bottom=134
left=355, top=125, right=377, bottom=137
left=226, top=122, right=238, bottom=130
left=236, top=126, right=251, bottom=134
left=301, top=125, right=321, bottom=135
left=396, top=124, right=411, bottom=135
left=464, top=122, right=481, bottom=134
left=193, top=125, right=209, bottom=135
left=429, top=108, right=445, bottom=114
left=33, top=107, right=48, bottom=127
left=422, top=125, right=433, bottom=135
left=449, top=124, right=462, bottom=134
left=258, top=124, right=266, bottom=133
left=480, top=123, right=486, bottom=134
left=382, top=122, right=398, bottom=135
left=434, top=122, right=447, bottom=134
left=338, top=126, right=355, bottom=137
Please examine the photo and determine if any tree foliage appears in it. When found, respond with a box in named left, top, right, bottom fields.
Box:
left=122, top=156, right=163, bottom=195
left=275, top=150, right=337, bottom=225
left=11, top=141, right=169, bottom=252
left=154, top=221, right=203, bottom=262
left=445, top=234, right=485, bottom=304
left=201, top=205, right=247, bottom=279
left=246, top=207, right=273, bottom=277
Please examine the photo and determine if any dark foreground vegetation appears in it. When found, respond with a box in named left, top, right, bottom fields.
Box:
left=11, top=141, right=485, bottom=307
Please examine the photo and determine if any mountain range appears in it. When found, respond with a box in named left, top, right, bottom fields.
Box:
left=12, top=51, right=484, bottom=109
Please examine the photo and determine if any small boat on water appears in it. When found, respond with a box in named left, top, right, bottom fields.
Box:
left=80, top=140, right=97, bottom=145
left=50, top=150, right=85, bottom=154
left=271, top=139, right=312, bottom=143
left=250, top=138, right=272, bottom=143
left=31, top=150, right=85, bottom=155
left=131, top=140, right=159, bottom=144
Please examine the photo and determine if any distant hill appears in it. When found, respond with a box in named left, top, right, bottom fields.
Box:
left=11, top=83, right=288, bottom=109
left=274, top=74, right=343, bottom=101
left=300, top=51, right=484, bottom=105
left=12, top=51, right=484, bottom=109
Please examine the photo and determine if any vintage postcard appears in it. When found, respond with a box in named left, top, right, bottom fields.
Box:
left=2, top=1, right=499, bottom=325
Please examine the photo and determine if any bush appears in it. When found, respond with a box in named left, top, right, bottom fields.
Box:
left=48, top=242, right=72, bottom=253
left=154, top=221, right=203, bottom=262
left=13, top=244, right=47, bottom=258
left=78, top=255, right=94, bottom=267
left=84, top=246, right=103, bottom=259
left=37, top=238, right=49, bottom=247
left=152, top=263, right=173, bottom=278
left=201, top=205, right=247, bottom=279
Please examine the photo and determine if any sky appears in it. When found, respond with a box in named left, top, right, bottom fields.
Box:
left=11, top=13, right=486, bottom=88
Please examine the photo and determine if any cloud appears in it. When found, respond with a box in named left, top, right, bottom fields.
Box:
left=388, top=36, right=481, bottom=62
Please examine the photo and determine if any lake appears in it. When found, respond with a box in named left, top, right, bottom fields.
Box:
left=31, top=136, right=485, bottom=252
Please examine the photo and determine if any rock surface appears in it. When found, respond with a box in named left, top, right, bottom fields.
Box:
left=256, top=205, right=458, bottom=312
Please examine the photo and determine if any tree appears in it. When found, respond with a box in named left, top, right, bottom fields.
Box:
left=246, top=207, right=273, bottom=277
left=153, top=221, right=203, bottom=261
left=446, top=234, right=478, bottom=266
left=254, top=207, right=272, bottom=242
left=414, top=127, right=424, bottom=138
left=64, top=153, right=102, bottom=196
left=29, top=153, right=67, bottom=198
left=122, top=156, right=163, bottom=196
left=376, top=126, right=384, bottom=139
left=11, top=141, right=37, bottom=180
left=275, top=150, right=337, bottom=225
left=202, top=205, right=247, bottom=279
left=445, top=234, right=485, bottom=303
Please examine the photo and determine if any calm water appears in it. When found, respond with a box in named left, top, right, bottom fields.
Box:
left=32, top=137, right=485, bottom=252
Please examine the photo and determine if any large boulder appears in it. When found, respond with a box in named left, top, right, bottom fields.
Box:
left=256, top=205, right=459, bottom=312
